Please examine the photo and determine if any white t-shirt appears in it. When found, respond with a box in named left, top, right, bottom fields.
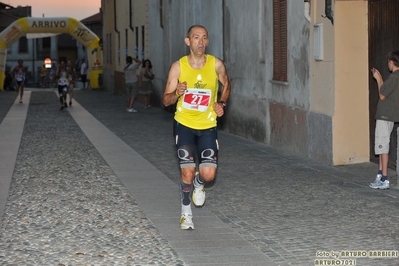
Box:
left=80, top=62, right=87, bottom=75
left=123, top=62, right=139, bottom=83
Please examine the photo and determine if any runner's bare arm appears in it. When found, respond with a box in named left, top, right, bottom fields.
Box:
left=212, top=58, right=231, bottom=117
left=216, top=58, right=231, bottom=103
left=163, top=61, right=182, bottom=107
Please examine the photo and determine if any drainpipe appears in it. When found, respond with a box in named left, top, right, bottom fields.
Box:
left=324, top=0, right=334, bottom=25
left=114, top=0, right=120, bottom=34
left=304, top=0, right=311, bottom=23
left=114, top=0, right=120, bottom=64
left=129, top=0, right=134, bottom=32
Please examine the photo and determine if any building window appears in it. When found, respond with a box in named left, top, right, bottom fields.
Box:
left=272, top=0, right=287, bottom=82
left=19, top=36, right=28, bottom=53
left=105, top=34, right=108, bottom=64
left=117, top=32, right=120, bottom=65
left=43, top=37, right=51, bottom=49
left=106, top=33, right=112, bottom=65
left=59, top=56, right=66, bottom=63
left=106, top=33, right=109, bottom=64
left=109, top=33, right=112, bottom=64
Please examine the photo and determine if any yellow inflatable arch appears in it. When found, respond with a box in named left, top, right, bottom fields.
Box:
left=0, top=17, right=102, bottom=90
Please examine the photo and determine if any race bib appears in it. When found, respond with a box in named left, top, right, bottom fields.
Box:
left=59, top=72, right=69, bottom=85
left=182, top=88, right=211, bottom=112
left=15, top=71, right=24, bottom=82
left=58, top=78, right=68, bottom=86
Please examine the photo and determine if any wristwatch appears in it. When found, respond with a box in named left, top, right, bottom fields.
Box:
left=219, top=101, right=227, bottom=108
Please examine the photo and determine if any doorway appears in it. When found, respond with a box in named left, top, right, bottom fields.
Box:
left=368, top=0, right=399, bottom=167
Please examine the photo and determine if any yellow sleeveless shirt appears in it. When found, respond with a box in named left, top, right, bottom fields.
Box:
left=174, top=55, right=219, bottom=129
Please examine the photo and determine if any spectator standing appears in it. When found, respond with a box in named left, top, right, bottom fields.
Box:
left=123, top=56, right=141, bottom=112
left=139, top=59, right=154, bottom=108
left=40, top=64, right=47, bottom=88
left=369, top=50, right=399, bottom=190
left=50, top=62, right=57, bottom=88
left=80, top=58, right=88, bottom=89
left=4, top=70, right=13, bottom=91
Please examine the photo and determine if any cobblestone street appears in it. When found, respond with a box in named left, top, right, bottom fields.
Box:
left=0, top=88, right=398, bottom=265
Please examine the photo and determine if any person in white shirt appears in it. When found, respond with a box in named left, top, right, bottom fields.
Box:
left=123, top=56, right=141, bottom=112
left=80, top=58, right=88, bottom=89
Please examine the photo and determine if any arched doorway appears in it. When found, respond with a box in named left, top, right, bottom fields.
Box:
left=0, top=17, right=102, bottom=90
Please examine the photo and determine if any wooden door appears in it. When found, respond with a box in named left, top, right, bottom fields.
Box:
left=368, top=0, right=399, bottom=166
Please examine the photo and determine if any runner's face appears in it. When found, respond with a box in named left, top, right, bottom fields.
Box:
left=187, top=27, right=208, bottom=55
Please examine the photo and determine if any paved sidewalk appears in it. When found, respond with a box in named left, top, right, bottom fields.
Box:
left=0, top=90, right=30, bottom=217
left=1, top=88, right=399, bottom=266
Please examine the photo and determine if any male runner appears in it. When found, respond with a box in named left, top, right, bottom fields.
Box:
left=163, top=25, right=231, bottom=229
left=56, top=61, right=69, bottom=110
left=12, top=59, right=27, bottom=103
left=66, top=60, right=76, bottom=106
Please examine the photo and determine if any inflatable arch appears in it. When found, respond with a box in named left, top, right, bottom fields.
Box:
left=0, top=17, right=103, bottom=90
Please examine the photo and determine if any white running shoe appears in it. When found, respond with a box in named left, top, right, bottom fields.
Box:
left=180, top=213, right=195, bottom=230
left=369, top=179, right=390, bottom=189
left=192, top=173, right=205, bottom=207
left=373, top=174, right=382, bottom=183
left=192, top=185, right=205, bottom=207
left=369, top=174, right=382, bottom=187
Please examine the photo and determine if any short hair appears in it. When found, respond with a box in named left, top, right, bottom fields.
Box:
left=388, top=51, right=399, bottom=67
left=126, top=56, right=133, bottom=63
left=186, top=25, right=208, bottom=38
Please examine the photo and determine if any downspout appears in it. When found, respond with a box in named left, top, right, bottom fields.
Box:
left=324, top=0, right=334, bottom=25
left=32, top=39, right=35, bottom=85
left=114, top=0, right=120, bottom=64
left=114, top=0, right=120, bottom=34
left=304, top=0, right=311, bottom=23
left=129, top=0, right=134, bottom=32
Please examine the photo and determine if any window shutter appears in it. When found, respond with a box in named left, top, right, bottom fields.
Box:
left=273, top=0, right=287, bottom=82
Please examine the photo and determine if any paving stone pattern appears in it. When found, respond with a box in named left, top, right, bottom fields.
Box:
left=0, top=89, right=399, bottom=266
left=0, top=91, right=183, bottom=265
